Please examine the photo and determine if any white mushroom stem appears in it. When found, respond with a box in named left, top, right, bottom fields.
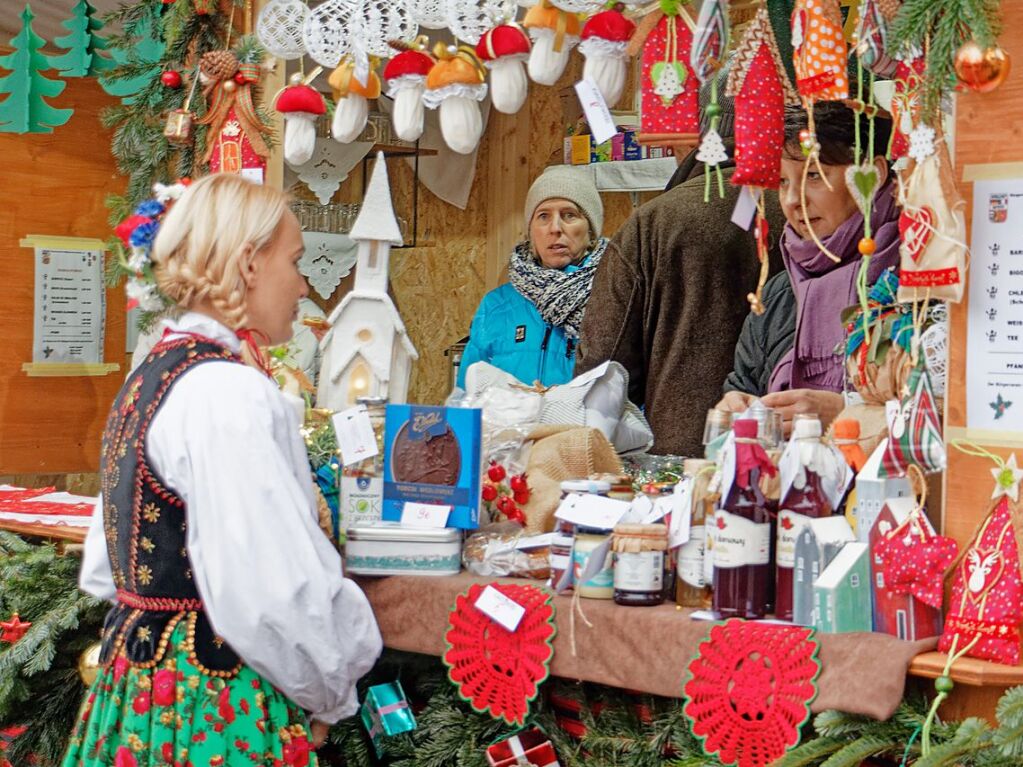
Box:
left=387, top=78, right=427, bottom=142
left=486, top=56, right=529, bottom=115
left=579, top=37, right=629, bottom=106
left=283, top=113, right=318, bottom=166
left=439, top=96, right=483, bottom=155
left=332, top=94, right=370, bottom=143
left=527, top=29, right=578, bottom=86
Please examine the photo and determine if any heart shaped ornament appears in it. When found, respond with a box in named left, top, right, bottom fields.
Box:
left=651, top=61, right=687, bottom=106
left=844, top=163, right=879, bottom=216
left=899, top=206, right=935, bottom=262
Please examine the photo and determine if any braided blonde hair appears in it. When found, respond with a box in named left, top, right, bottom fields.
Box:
left=152, top=174, right=290, bottom=329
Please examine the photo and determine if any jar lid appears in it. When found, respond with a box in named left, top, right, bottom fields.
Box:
left=560, top=479, right=612, bottom=494
left=792, top=416, right=822, bottom=439
left=613, top=523, right=668, bottom=536
left=356, top=396, right=389, bottom=406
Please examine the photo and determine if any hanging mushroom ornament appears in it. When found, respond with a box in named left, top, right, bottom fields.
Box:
left=423, top=43, right=488, bottom=154
left=579, top=4, right=636, bottom=106
left=274, top=73, right=327, bottom=166
left=475, top=23, right=531, bottom=115
left=328, top=57, right=382, bottom=143
left=522, top=0, right=582, bottom=86
left=383, top=41, right=435, bottom=141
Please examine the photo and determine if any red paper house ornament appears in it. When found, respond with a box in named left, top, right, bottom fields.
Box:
left=639, top=12, right=699, bottom=143
left=208, top=106, right=268, bottom=179
left=791, top=0, right=849, bottom=100
left=940, top=496, right=1023, bottom=666
left=725, top=7, right=798, bottom=188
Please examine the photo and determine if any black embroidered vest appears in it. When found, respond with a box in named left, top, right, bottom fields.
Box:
left=99, top=336, right=243, bottom=677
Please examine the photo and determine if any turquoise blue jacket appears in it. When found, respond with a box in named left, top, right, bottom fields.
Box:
left=457, top=275, right=581, bottom=390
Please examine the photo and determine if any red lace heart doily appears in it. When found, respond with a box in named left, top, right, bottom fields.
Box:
left=683, top=619, right=821, bottom=767
left=442, top=582, right=556, bottom=726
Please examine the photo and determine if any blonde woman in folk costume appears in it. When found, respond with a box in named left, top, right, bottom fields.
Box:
left=67, top=175, right=381, bottom=767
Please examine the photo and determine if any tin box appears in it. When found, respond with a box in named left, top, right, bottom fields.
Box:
left=345, top=524, right=463, bottom=576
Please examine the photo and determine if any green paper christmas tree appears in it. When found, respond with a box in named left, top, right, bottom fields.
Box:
left=0, top=6, right=74, bottom=134
left=52, top=0, right=114, bottom=77
left=98, top=11, right=165, bottom=105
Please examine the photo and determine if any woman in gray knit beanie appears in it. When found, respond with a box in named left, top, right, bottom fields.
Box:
left=456, top=166, right=609, bottom=389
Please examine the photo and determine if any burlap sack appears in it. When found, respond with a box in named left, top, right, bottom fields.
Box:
left=826, top=403, right=889, bottom=459
left=521, top=425, right=623, bottom=533
left=846, top=343, right=914, bottom=406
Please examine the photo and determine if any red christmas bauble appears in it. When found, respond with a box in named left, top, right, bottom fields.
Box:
left=234, top=72, right=247, bottom=84
left=160, top=70, right=183, bottom=88
left=955, top=41, right=1011, bottom=93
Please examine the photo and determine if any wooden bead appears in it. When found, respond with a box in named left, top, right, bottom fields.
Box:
left=858, top=237, right=876, bottom=256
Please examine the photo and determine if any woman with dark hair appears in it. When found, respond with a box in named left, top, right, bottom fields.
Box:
left=717, top=101, right=898, bottom=435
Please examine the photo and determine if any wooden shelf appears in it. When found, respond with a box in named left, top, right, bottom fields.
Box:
left=909, top=651, right=1023, bottom=687
left=0, top=519, right=87, bottom=545
left=370, top=143, right=438, bottom=157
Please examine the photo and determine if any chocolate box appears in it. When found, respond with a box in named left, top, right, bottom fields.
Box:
left=382, top=405, right=482, bottom=529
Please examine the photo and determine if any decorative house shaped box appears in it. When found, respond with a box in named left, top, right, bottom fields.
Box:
left=317, top=154, right=418, bottom=411
left=813, top=541, right=872, bottom=633
left=869, top=496, right=943, bottom=640
left=853, top=439, right=913, bottom=542
left=793, top=516, right=855, bottom=626
left=382, top=404, right=482, bottom=529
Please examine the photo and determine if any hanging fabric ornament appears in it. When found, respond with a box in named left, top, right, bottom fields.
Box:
left=522, top=0, right=581, bottom=86
left=476, top=23, right=531, bottom=115
left=275, top=76, right=327, bottom=166
left=896, top=143, right=968, bottom=303
left=638, top=7, right=699, bottom=143
left=854, top=0, right=900, bottom=78
left=442, top=582, right=555, bottom=726
left=578, top=5, right=635, bottom=107
left=890, top=54, right=925, bottom=161
left=353, top=0, right=419, bottom=58
left=683, top=620, right=821, bottom=767
left=424, top=44, right=488, bottom=154
left=384, top=41, right=436, bottom=141
left=302, top=0, right=357, bottom=69
left=881, top=358, right=946, bottom=477
left=329, top=57, right=382, bottom=143
left=725, top=7, right=799, bottom=188
left=690, top=0, right=729, bottom=198
left=256, top=0, right=309, bottom=60
left=197, top=40, right=273, bottom=174
left=408, top=0, right=448, bottom=30
left=445, top=0, right=515, bottom=46
left=791, top=0, right=848, bottom=100
left=940, top=494, right=1023, bottom=666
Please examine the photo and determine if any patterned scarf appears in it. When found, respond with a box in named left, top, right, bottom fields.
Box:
left=508, top=237, right=610, bottom=340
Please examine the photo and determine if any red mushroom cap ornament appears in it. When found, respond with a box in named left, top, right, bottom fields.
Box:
left=579, top=5, right=636, bottom=105
left=275, top=78, right=327, bottom=166
left=383, top=44, right=436, bottom=142
left=476, top=23, right=531, bottom=115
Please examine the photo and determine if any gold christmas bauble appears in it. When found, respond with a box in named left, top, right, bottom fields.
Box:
left=78, top=642, right=102, bottom=687
left=222, top=79, right=237, bottom=93
left=955, top=41, right=1011, bottom=93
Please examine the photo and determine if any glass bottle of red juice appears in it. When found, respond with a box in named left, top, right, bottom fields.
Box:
left=775, top=416, right=837, bottom=621
left=712, top=419, right=778, bottom=619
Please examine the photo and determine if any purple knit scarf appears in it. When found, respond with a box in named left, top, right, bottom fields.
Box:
left=769, top=178, right=901, bottom=393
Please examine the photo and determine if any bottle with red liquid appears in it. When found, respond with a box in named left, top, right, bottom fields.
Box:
left=775, top=416, right=845, bottom=621
left=712, top=419, right=778, bottom=619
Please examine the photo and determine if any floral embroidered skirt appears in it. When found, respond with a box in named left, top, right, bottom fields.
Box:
left=63, top=622, right=318, bottom=767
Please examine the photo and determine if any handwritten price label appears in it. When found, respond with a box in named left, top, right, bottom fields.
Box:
left=400, top=502, right=451, bottom=528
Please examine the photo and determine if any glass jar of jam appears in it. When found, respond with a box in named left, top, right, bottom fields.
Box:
left=573, top=528, right=615, bottom=599
left=612, top=523, right=667, bottom=606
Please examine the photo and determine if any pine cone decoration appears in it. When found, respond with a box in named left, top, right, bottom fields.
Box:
left=200, top=50, right=240, bottom=82
left=877, top=0, right=901, bottom=21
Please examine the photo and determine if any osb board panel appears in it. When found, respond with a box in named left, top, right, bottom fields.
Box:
left=944, top=0, right=1023, bottom=547
left=0, top=78, right=125, bottom=475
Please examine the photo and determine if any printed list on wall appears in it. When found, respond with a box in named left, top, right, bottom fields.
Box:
left=967, top=178, right=1023, bottom=433
left=31, top=242, right=105, bottom=365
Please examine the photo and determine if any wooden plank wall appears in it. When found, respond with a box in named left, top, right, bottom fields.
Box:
left=944, top=0, right=1023, bottom=550
left=0, top=77, right=125, bottom=476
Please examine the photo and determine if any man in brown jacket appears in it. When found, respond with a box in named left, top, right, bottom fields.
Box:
left=575, top=83, right=786, bottom=457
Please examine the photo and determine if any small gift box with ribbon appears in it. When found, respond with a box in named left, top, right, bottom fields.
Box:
left=360, top=681, right=416, bottom=757
left=485, top=727, right=560, bottom=767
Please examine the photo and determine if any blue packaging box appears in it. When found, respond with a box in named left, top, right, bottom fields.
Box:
left=382, top=405, right=482, bottom=529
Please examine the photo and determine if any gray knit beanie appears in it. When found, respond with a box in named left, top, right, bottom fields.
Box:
left=523, top=166, right=604, bottom=237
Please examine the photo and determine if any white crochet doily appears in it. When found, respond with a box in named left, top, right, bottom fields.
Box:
left=422, top=81, right=489, bottom=108
left=444, top=0, right=516, bottom=45
left=303, top=0, right=356, bottom=69
left=300, top=231, right=358, bottom=300
left=921, top=306, right=949, bottom=398
left=549, top=0, right=603, bottom=13
left=256, top=0, right=309, bottom=60
left=408, top=0, right=448, bottom=30
left=353, top=0, right=420, bottom=58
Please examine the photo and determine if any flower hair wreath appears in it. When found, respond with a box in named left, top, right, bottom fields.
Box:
left=112, top=180, right=191, bottom=313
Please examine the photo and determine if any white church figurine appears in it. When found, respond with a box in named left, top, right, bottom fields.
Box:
left=316, top=153, right=419, bottom=410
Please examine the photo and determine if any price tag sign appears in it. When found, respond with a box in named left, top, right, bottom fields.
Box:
left=574, top=78, right=617, bottom=145
left=731, top=186, right=762, bottom=231
left=554, top=493, right=631, bottom=530
left=400, top=502, right=451, bottom=528
left=668, top=478, right=693, bottom=547
left=474, top=585, right=526, bottom=632
left=332, top=405, right=379, bottom=467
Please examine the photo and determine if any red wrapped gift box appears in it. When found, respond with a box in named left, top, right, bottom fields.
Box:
left=485, top=728, right=560, bottom=767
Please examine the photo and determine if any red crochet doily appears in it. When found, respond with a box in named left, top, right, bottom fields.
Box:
left=683, top=619, right=820, bottom=767
left=442, top=583, right=556, bottom=726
